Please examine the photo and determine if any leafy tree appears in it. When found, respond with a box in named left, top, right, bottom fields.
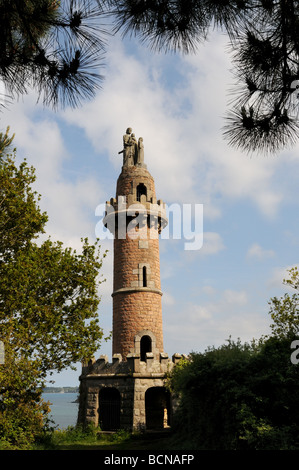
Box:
left=269, top=267, right=299, bottom=338
left=0, top=348, right=51, bottom=449
left=0, top=132, right=106, bottom=448
left=0, top=132, right=47, bottom=258
left=1, top=237, right=106, bottom=372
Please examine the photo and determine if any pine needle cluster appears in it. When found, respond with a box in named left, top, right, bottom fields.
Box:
left=107, top=0, right=299, bottom=154
left=0, top=0, right=108, bottom=108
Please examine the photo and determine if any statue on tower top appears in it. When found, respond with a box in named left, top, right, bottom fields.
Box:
left=118, top=127, right=146, bottom=168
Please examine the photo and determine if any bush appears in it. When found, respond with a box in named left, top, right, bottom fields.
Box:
left=0, top=353, right=51, bottom=450
left=169, top=336, right=299, bottom=450
left=0, top=395, right=51, bottom=450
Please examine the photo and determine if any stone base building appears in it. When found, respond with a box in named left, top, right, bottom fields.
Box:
left=77, top=350, right=183, bottom=431
left=77, top=128, right=182, bottom=431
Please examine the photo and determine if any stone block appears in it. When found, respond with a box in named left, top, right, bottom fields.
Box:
left=127, top=353, right=140, bottom=373
left=160, top=352, right=169, bottom=366
left=94, top=355, right=109, bottom=370
left=112, top=353, right=122, bottom=365
left=145, top=352, right=154, bottom=369
left=172, top=353, right=182, bottom=364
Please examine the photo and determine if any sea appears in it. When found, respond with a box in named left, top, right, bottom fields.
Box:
left=42, top=393, right=79, bottom=430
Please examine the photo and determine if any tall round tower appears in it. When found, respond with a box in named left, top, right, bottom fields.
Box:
left=78, top=128, right=181, bottom=432
left=104, top=127, right=168, bottom=361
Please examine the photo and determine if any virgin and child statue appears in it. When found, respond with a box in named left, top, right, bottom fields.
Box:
left=118, top=128, right=145, bottom=168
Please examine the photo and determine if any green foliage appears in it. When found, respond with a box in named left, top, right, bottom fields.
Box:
left=0, top=148, right=48, bottom=258
left=169, top=267, right=299, bottom=450
left=34, top=426, right=134, bottom=450
left=1, top=237, right=106, bottom=371
left=50, top=424, right=99, bottom=445
left=0, top=126, right=15, bottom=156
left=110, top=429, right=131, bottom=442
left=0, top=347, right=51, bottom=449
left=170, top=336, right=299, bottom=450
left=0, top=150, right=106, bottom=373
left=269, top=267, right=299, bottom=338
left=0, top=132, right=107, bottom=448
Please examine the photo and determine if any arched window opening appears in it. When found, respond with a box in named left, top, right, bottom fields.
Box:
left=137, top=183, right=147, bottom=202
left=140, top=335, right=152, bottom=361
left=142, top=266, right=147, bottom=287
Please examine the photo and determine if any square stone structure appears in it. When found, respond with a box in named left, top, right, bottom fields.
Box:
left=77, top=128, right=182, bottom=431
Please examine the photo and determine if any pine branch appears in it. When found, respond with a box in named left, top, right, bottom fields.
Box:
left=0, top=0, right=108, bottom=109
left=224, top=0, right=299, bottom=153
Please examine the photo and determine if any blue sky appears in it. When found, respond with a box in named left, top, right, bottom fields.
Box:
left=1, top=31, right=299, bottom=387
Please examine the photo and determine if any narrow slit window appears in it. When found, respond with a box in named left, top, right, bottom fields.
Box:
left=142, top=266, right=147, bottom=287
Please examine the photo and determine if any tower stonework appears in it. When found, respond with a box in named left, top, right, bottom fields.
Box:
left=77, top=128, right=182, bottom=431
left=110, top=164, right=167, bottom=360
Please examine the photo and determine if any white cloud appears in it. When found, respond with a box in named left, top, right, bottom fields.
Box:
left=223, top=289, right=248, bottom=305
left=180, top=35, right=285, bottom=218
left=0, top=31, right=295, bottom=252
left=164, top=287, right=269, bottom=354
left=188, top=304, right=213, bottom=321
left=0, top=79, right=7, bottom=108
left=0, top=93, right=106, bottom=248
left=202, top=285, right=217, bottom=296
left=200, top=232, right=225, bottom=255
left=56, top=32, right=290, bottom=222
left=62, top=39, right=195, bottom=203
left=162, top=292, right=175, bottom=306
left=247, top=243, right=275, bottom=260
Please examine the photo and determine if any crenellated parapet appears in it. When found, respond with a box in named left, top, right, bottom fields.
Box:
left=81, top=352, right=186, bottom=377
left=103, top=195, right=168, bottom=236
left=105, top=196, right=167, bottom=217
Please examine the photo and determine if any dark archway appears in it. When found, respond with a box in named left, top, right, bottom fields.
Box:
left=98, top=388, right=121, bottom=431
left=140, top=335, right=152, bottom=361
left=145, top=387, right=171, bottom=430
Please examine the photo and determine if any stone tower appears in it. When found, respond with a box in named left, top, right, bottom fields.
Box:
left=77, top=128, right=182, bottom=431
left=105, top=130, right=167, bottom=361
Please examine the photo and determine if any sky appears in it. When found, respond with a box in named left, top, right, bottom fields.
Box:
left=1, top=29, right=299, bottom=387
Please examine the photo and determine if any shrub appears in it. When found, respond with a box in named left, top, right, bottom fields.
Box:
left=170, top=336, right=299, bottom=450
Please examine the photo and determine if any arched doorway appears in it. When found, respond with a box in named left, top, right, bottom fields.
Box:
left=140, top=335, right=152, bottom=361
left=145, top=387, right=171, bottom=430
left=98, top=388, right=121, bottom=431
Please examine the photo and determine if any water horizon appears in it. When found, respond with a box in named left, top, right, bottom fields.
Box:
left=43, top=392, right=79, bottom=430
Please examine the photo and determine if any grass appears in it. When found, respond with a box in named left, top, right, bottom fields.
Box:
left=34, top=426, right=182, bottom=450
